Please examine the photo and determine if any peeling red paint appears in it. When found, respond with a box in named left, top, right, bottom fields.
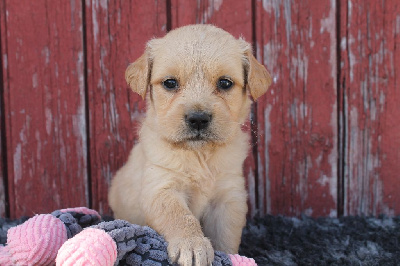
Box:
left=171, top=0, right=252, bottom=40
left=255, top=0, right=338, bottom=217
left=0, top=0, right=87, bottom=218
left=340, top=0, right=400, bottom=216
left=0, top=1, right=399, bottom=218
left=85, top=0, right=167, bottom=215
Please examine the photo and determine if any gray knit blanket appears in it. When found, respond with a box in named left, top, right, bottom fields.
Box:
left=1, top=215, right=399, bottom=265
left=239, top=215, right=400, bottom=265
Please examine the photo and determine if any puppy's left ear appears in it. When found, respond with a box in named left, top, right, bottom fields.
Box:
left=241, top=41, right=272, bottom=101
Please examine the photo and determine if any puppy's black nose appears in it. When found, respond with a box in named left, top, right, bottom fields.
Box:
left=185, top=111, right=212, bottom=131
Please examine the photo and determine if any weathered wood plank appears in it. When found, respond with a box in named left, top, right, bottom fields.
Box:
left=255, top=0, right=338, bottom=217
left=170, top=0, right=253, bottom=38
left=85, top=0, right=167, bottom=215
left=170, top=0, right=258, bottom=216
left=0, top=91, right=6, bottom=217
left=340, top=0, right=400, bottom=215
left=0, top=0, right=88, bottom=218
left=0, top=4, right=6, bottom=216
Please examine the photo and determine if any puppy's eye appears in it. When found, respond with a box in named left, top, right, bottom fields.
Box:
left=162, top=78, right=179, bottom=90
left=217, top=78, right=234, bottom=90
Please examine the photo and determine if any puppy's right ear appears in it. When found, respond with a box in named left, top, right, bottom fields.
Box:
left=125, top=51, right=151, bottom=99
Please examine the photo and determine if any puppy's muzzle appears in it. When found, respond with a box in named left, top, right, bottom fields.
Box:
left=185, top=111, right=212, bottom=132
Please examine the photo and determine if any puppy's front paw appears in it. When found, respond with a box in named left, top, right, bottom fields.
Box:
left=167, top=236, right=214, bottom=266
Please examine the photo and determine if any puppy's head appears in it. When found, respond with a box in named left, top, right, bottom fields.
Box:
left=126, top=25, right=271, bottom=149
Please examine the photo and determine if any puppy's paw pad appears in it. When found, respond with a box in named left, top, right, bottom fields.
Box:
left=167, top=236, right=214, bottom=266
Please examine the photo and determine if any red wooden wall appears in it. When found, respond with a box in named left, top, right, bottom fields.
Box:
left=0, top=0, right=399, bottom=218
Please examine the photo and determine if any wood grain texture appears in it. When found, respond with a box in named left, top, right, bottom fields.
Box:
left=340, top=0, right=400, bottom=215
left=170, top=0, right=253, bottom=38
left=0, top=3, right=6, bottom=216
left=0, top=0, right=399, bottom=219
left=85, top=0, right=167, bottom=215
left=255, top=0, right=338, bottom=217
left=0, top=0, right=88, bottom=218
left=0, top=94, right=5, bottom=217
left=170, top=0, right=259, bottom=216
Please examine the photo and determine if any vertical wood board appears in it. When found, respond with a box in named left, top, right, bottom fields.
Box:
left=0, top=0, right=399, bottom=218
left=255, top=0, right=338, bottom=217
left=85, top=0, right=167, bottom=215
left=340, top=0, right=400, bottom=215
left=0, top=0, right=88, bottom=218
left=0, top=2, right=6, bottom=216
left=171, top=0, right=253, bottom=39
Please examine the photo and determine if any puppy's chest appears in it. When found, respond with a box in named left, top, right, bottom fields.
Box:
left=180, top=152, right=229, bottom=218
left=187, top=183, right=214, bottom=220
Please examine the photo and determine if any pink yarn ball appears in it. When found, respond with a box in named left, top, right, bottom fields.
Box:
left=229, top=254, right=257, bottom=266
left=0, top=245, right=14, bottom=265
left=56, top=228, right=117, bottom=266
left=7, top=214, right=67, bottom=265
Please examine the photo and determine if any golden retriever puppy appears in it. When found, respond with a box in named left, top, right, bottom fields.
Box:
left=108, top=24, right=271, bottom=266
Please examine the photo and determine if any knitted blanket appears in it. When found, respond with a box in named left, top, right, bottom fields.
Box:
left=1, top=215, right=399, bottom=265
left=239, top=215, right=400, bottom=265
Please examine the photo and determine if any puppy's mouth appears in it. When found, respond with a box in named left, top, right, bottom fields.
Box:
left=182, top=132, right=211, bottom=144
left=164, top=111, right=225, bottom=148
left=186, top=133, right=207, bottom=142
left=171, top=131, right=220, bottom=148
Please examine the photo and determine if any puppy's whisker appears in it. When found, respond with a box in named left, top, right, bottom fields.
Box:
left=225, top=120, right=258, bottom=133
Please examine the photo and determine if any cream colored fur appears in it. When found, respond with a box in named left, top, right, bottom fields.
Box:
left=109, top=24, right=271, bottom=266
